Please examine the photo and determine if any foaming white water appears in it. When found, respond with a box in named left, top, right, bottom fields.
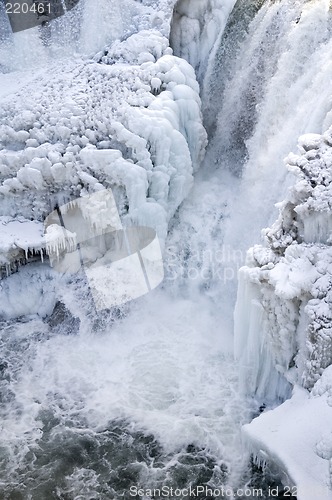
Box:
left=10, top=295, right=235, bottom=443
left=0, top=155, right=254, bottom=491
left=1, top=294, right=253, bottom=488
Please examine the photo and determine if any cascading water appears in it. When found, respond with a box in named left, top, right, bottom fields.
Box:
left=172, top=0, right=332, bottom=308
left=1, top=0, right=332, bottom=498
left=219, top=0, right=332, bottom=252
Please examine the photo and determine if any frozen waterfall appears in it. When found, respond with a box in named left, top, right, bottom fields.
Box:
left=1, top=0, right=332, bottom=498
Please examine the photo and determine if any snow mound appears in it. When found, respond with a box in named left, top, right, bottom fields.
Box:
left=95, top=30, right=172, bottom=65
left=242, top=386, right=332, bottom=500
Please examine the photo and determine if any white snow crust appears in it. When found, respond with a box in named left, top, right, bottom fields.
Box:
left=243, top=386, right=332, bottom=500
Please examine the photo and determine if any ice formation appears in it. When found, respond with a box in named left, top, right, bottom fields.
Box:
left=170, top=0, right=237, bottom=86
left=235, top=130, right=332, bottom=496
left=0, top=24, right=206, bottom=274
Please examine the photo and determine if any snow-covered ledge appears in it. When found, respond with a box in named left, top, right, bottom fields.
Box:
left=235, top=131, right=332, bottom=497
left=0, top=217, right=44, bottom=276
left=242, top=385, right=332, bottom=500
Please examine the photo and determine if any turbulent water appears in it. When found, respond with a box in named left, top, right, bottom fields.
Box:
left=0, top=166, right=260, bottom=498
left=1, top=0, right=332, bottom=498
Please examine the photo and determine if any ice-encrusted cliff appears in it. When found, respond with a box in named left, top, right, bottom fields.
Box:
left=235, top=130, right=332, bottom=395
left=0, top=12, right=207, bottom=274
left=235, top=130, right=332, bottom=497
